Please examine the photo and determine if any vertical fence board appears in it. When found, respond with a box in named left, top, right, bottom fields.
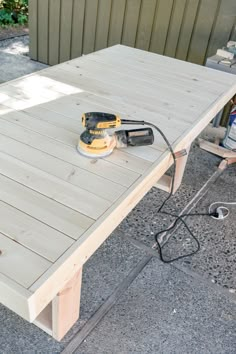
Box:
left=71, top=0, right=86, bottom=59
left=95, top=0, right=112, bottom=51
left=206, top=0, right=236, bottom=61
left=149, top=0, right=174, bottom=55
left=29, top=0, right=38, bottom=60
left=108, top=0, right=126, bottom=46
left=175, top=0, right=199, bottom=61
left=38, top=0, right=49, bottom=63
left=164, top=0, right=186, bottom=58
left=135, top=0, right=156, bottom=50
left=30, top=0, right=236, bottom=66
left=187, top=0, right=219, bottom=65
left=83, top=0, right=99, bottom=54
left=122, top=0, right=141, bottom=47
left=48, top=0, right=60, bottom=65
left=59, top=0, right=73, bottom=63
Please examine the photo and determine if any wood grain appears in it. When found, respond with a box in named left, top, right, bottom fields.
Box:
left=1, top=45, right=236, bottom=340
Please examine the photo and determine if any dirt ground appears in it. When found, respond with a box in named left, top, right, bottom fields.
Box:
left=0, top=25, right=28, bottom=40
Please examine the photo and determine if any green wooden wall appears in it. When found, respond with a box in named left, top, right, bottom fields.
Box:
left=29, top=0, right=236, bottom=66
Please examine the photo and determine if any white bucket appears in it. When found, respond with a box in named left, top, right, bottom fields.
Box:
left=222, top=105, right=236, bottom=150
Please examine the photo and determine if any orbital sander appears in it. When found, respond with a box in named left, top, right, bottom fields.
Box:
left=77, top=112, right=154, bottom=158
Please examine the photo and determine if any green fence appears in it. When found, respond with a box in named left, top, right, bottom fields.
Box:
left=29, top=0, right=236, bottom=66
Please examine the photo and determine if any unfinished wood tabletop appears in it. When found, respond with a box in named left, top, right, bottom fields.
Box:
left=0, top=45, right=235, bottom=339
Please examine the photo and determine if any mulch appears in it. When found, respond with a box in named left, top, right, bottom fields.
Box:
left=0, top=26, right=28, bottom=41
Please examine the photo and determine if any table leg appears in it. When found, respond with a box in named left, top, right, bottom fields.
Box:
left=172, top=145, right=190, bottom=194
left=52, top=268, right=82, bottom=341
left=155, top=145, right=190, bottom=194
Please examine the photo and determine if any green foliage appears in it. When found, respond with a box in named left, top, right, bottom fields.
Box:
left=17, top=13, right=27, bottom=25
left=0, top=9, right=14, bottom=25
left=0, top=0, right=28, bottom=27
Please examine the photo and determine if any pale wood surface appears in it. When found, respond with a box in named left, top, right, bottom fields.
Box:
left=34, top=268, right=82, bottom=340
left=52, top=268, right=82, bottom=340
left=172, top=145, right=191, bottom=194
left=0, top=45, right=236, bottom=327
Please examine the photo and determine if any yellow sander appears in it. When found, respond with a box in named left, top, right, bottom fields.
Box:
left=77, top=112, right=154, bottom=158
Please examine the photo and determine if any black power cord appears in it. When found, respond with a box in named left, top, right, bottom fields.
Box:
left=121, top=119, right=215, bottom=263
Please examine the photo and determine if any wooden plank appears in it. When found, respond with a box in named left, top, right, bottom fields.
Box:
left=83, top=0, right=99, bottom=54
left=0, top=173, right=94, bottom=240
left=0, top=199, right=73, bottom=262
left=172, top=145, right=190, bottom=193
left=0, top=118, right=140, bottom=188
left=6, top=74, right=79, bottom=94
left=0, top=97, right=57, bottom=114
left=101, top=45, right=235, bottom=87
left=23, top=105, right=84, bottom=133
left=6, top=106, right=152, bottom=173
left=71, top=0, right=86, bottom=58
left=149, top=0, right=174, bottom=54
left=0, top=273, right=31, bottom=321
left=0, top=87, right=64, bottom=108
left=29, top=0, right=38, bottom=60
left=38, top=0, right=49, bottom=64
left=66, top=54, right=224, bottom=102
left=135, top=0, right=156, bottom=50
left=155, top=174, right=171, bottom=192
left=0, top=150, right=110, bottom=219
left=164, top=0, right=186, bottom=58
left=52, top=269, right=82, bottom=340
left=187, top=0, right=219, bottom=64
left=55, top=60, right=212, bottom=108
left=31, top=88, right=189, bottom=140
left=0, top=76, right=77, bottom=112
left=199, top=138, right=236, bottom=158
left=108, top=0, right=126, bottom=46
left=38, top=85, right=189, bottom=146
left=175, top=0, right=199, bottom=61
left=59, top=0, right=73, bottom=63
left=2, top=109, right=81, bottom=147
left=95, top=0, right=112, bottom=51
left=34, top=302, right=52, bottom=335
left=0, top=232, right=51, bottom=288
left=0, top=133, right=126, bottom=203
left=206, top=0, right=236, bottom=60
left=51, top=63, right=217, bottom=121
left=105, top=148, right=153, bottom=172
left=82, top=50, right=229, bottom=94
left=122, top=0, right=142, bottom=47
left=48, top=0, right=60, bottom=65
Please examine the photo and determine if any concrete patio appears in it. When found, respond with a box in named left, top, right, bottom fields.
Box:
left=0, top=36, right=235, bottom=354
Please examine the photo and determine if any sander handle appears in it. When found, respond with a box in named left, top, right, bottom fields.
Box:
left=115, top=128, right=154, bottom=148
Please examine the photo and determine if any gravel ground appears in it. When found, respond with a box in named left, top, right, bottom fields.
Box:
left=0, top=34, right=29, bottom=55
left=0, top=26, right=28, bottom=40
left=0, top=35, right=47, bottom=83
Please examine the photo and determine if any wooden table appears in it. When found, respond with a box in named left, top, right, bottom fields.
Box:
left=0, top=45, right=235, bottom=340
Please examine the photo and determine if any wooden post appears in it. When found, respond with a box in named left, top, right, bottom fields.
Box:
left=52, top=268, right=83, bottom=341
left=172, top=145, right=190, bottom=194
left=155, top=145, right=190, bottom=194
left=219, top=157, right=236, bottom=170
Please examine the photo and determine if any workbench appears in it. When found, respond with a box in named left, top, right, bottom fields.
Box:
left=0, top=45, right=235, bottom=340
